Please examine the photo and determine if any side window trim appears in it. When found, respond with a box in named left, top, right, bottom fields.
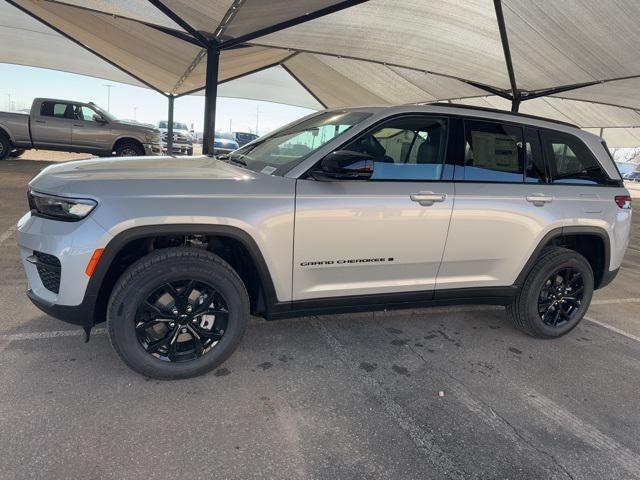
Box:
left=523, top=127, right=549, bottom=184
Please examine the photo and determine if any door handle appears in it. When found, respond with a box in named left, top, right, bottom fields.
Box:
left=526, top=194, right=553, bottom=206
left=73, top=124, right=84, bottom=127
left=410, top=191, right=446, bottom=206
left=34, top=120, right=46, bottom=124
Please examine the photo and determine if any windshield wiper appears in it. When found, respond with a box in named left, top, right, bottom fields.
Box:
left=216, top=153, right=247, bottom=166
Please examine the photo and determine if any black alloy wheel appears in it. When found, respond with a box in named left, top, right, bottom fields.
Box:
left=107, top=247, right=250, bottom=379
left=135, top=280, right=229, bottom=363
left=538, top=267, right=585, bottom=328
left=506, top=247, right=594, bottom=338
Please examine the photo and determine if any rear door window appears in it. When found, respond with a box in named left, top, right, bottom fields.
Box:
left=540, top=130, right=609, bottom=185
left=40, top=101, right=71, bottom=119
left=463, top=120, right=524, bottom=182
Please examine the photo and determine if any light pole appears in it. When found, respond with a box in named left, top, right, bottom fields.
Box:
left=104, top=84, right=115, bottom=111
left=133, top=106, right=138, bottom=121
left=6, top=93, right=11, bottom=111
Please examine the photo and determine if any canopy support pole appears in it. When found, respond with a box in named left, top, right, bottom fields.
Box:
left=203, top=45, right=220, bottom=156
left=167, top=95, right=175, bottom=156
left=493, top=0, right=520, bottom=112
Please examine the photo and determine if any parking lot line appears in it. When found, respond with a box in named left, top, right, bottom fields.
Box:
left=525, top=390, right=640, bottom=477
left=0, top=327, right=105, bottom=342
left=0, top=225, right=16, bottom=246
left=591, top=298, right=640, bottom=305
left=585, top=317, right=640, bottom=343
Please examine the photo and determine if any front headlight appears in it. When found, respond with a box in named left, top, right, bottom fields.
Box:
left=28, top=190, right=97, bottom=221
left=146, top=131, right=162, bottom=143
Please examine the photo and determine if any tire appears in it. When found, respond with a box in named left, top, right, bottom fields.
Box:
left=507, top=247, right=594, bottom=338
left=187, top=148, right=193, bottom=156
left=9, top=148, right=25, bottom=158
left=0, top=132, right=11, bottom=160
left=114, top=141, right=144, bottom=157
left=107, top=247, right=250, bottom=379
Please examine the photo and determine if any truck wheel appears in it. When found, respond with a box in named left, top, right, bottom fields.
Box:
left=0, top=133, right=10, bottom=160
left=114, top=141, right=144, bottom=157
left=107, top=247, right=250, bottom=379
left=9, top=148, right=25, bottom=158
left=507, top=247, right=594, bottom=338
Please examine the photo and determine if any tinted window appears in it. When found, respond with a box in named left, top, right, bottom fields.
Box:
left=40, top=101, right=71, bottom=118
left=541, top=131, right=609, bottom=185
left=464, top=120, right=524, bottom=182
left=524, top=128, right=546, bottom=183
left=341, top=116, right=448, bottom=181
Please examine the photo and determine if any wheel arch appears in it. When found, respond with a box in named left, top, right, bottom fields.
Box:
left=0, top=125, right=14, bottom=144
left=515, top=226, right=611, bottom=289
left=88, top=224, right=279, bottom=325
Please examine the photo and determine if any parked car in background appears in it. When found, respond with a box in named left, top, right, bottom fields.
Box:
left=233, top=131, right=259, bottom=147
left=623, top=171, right=640, bottom=182
left=213, top=137, right=239, bottom=155
left=158, top=120, right=194, bottom=156
left=18, top=103, right=631, bottom=379
left=0, top=98, right=162, bottom=159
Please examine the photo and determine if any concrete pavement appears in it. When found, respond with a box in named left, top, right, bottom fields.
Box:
left=1, top=159, right=639, bottom=479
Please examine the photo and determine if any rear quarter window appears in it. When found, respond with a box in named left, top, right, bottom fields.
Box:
left=540, top=130, right=610, bottom=185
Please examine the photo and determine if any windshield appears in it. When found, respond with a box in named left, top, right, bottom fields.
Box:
left=90, top=103, right=116, bottom=122
left=225, top=111, right=372, bottom=174
left=159, top=121, right=189, bottom=130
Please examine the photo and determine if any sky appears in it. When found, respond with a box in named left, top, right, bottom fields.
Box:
left=0, top=64, right=316, bottom=135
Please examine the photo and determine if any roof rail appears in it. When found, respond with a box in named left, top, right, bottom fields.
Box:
left=423, top=102, right=579, bottom=128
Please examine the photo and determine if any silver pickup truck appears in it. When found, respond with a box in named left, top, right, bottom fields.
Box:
left=0, top=98, right=163, bottom=160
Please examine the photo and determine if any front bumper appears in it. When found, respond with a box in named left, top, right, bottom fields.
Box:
left=27, top=289, right=94, bottom=326
left=162, top=142, right=193, bottom=155
left=143, top=143, right=163, bottom=156
left=213, top=147, right=235, bottom=155
left=17, top=211, right=112, bottom=325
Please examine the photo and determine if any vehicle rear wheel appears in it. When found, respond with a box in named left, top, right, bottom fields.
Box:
left=507, top=247, right=594, bottom=338
left=107, top=247, right=250, bottom=379
left=0, top=133, right=11, bottom=160
left=114, top=141, right=144, bottom=157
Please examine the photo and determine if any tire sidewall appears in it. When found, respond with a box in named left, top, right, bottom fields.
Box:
left=115, top=142, right=144, bottom=157
left=0, top=134, right=10, bottom=160
left=523, top=253, right=594, bottom=337
left=108, top=253, right=249, bottom=379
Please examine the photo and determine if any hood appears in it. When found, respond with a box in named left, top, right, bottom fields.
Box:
left=112, top=119, right=158, bottom=132
left=29, top=155, right=259, bottom=196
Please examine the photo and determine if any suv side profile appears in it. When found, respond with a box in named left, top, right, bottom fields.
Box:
left=17, top=104, right=632, bottom=379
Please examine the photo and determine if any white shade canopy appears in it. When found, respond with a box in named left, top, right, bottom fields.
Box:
left=2, top=0, right=640, bottom=146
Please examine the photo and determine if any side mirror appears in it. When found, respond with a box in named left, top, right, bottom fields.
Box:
left=311, top=150, right=374, bottom=181
left=93, top=114, right=107, bottom=124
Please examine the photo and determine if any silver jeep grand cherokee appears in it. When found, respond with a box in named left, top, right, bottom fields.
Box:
left=17, top=104, right=632, bottom=379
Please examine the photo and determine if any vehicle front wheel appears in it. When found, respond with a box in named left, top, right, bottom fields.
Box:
left=107, top=247, right=250, bottom=379
left=114, top=141, right=144, bottom=156
left=507, top=247, right=594, bottom=338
